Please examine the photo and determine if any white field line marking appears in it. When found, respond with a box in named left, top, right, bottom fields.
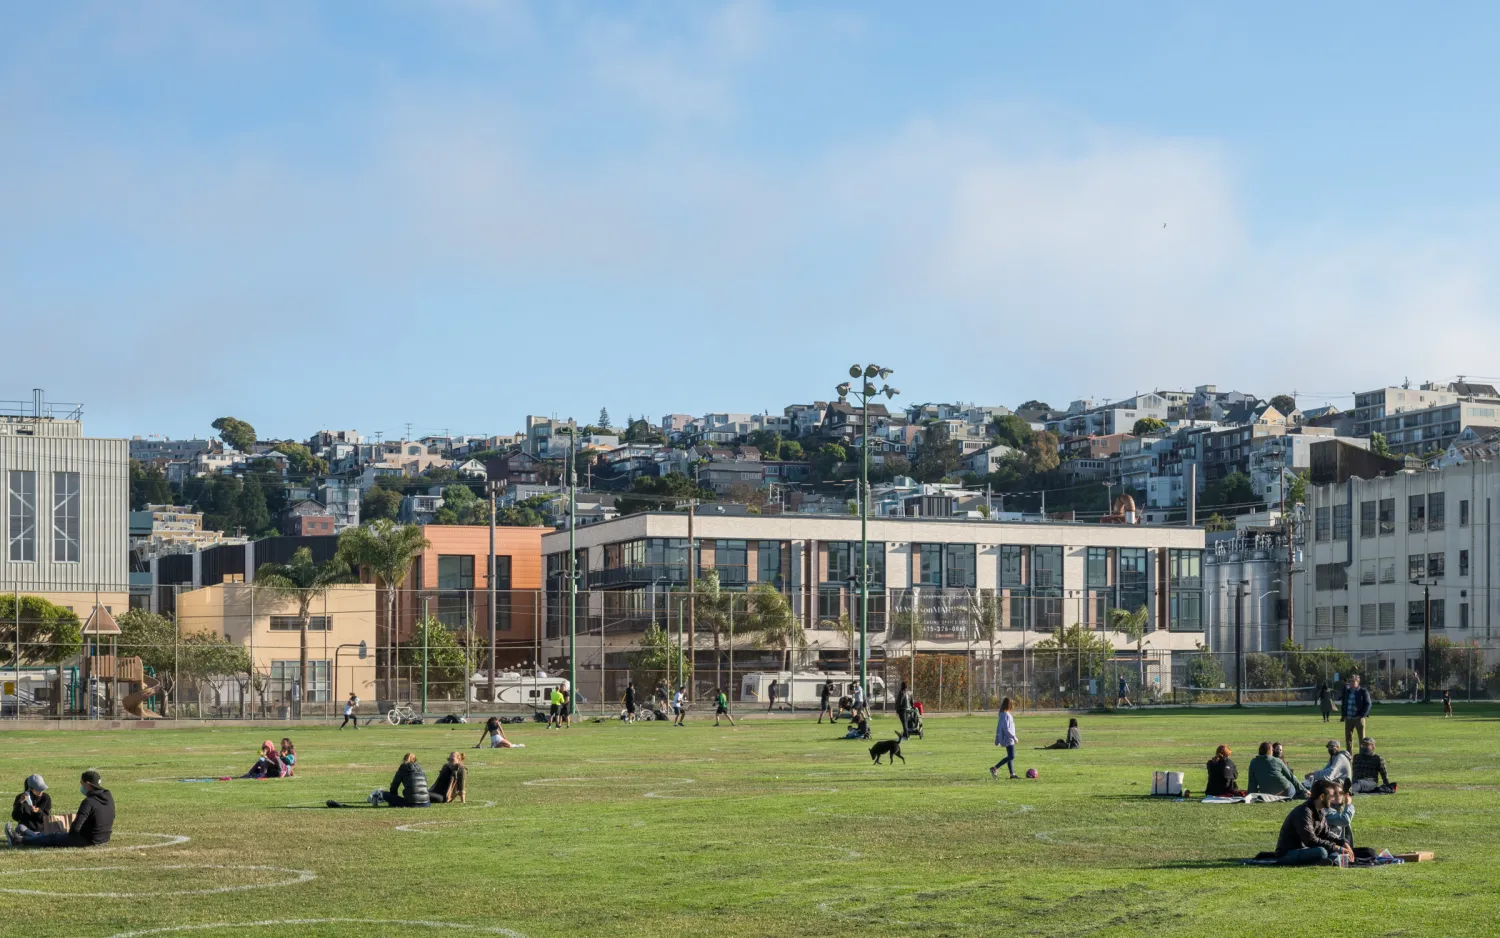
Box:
left=0, top=864, right=313, bottom=898
left=102, top=919, right=526, bottom=938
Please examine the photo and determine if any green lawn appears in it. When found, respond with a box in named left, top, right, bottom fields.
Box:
left=1, top=704, right=1495, bottom=937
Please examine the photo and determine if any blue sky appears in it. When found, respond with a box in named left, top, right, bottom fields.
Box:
left=5, top=1, right=1500, bottom=442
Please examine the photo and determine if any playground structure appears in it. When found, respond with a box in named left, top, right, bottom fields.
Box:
left=122, top=676, right=164, bottom=718
left=80, top=603, right=159, bottom=719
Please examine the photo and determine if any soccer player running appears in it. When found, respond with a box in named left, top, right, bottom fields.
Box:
left=672, top=685, right=687, bottom=726
left=713, top=687, right=735, bottom=727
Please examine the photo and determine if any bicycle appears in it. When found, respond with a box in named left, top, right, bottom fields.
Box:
left=387, top=704, right=419, bottom=725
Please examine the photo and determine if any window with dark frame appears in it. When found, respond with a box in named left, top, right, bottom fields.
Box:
left=1378, top=498, right=1395, bottom=535
left=1359, top=500, right=1376, bottom=538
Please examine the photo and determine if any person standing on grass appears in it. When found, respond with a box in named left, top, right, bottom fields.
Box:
left=1443, top=689, right=1453, bottom=717
left=6, top=770, right=113, bottom=848
left=1116, top=675, right=1133, bottom=709
left=895, top=682, right=915, bottom=739
left=624, top=682, right=638, bottom=723
left=767, top=679, right=779, bottom=713
left=713, top=687, right=735, bottom=727
left=341, top=693, right=359, bottom=730
left=1342, top=675, right=1371, bottom=751
left=990, top=697, right=1019, bottom=780
left=1317, top=683, right=1332, bottom=723
left=672, top=685, right=687, bottom=726
left=561, top=686, right=573, bottom=729
left=817, top=679, right=833, bottom=724
left=852, top=681, right=866, bottom=714
left=548, top=687, right=564, bottom=729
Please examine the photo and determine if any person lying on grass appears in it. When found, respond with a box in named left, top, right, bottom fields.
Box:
left=1272, top=778, right=1352, bottom=866
left=6, top=770, right=112, bottom=849
left=370, top=753, right=430, bottom=808
left=1039, top=718, right=1081, bottom=750
left=1248, top=741, right=1303, bottom=798
left=10, top=775, right=52, bottom=834
left=430, top=752, right=467, bottom=804
left=242, top=740, right=288, bottom=779
left=1205, top=744, right=1246, bottom=797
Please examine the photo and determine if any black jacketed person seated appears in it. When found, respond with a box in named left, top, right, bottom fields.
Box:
left=430, top=752, right=467, bottom=804
left=1040, top=719, right=1081, bottom=750
left=6, top=770, right=113, bottom=848
left=371, top=753, right=430, bottom=807
left=11, top=775, right=53, bottom=834
left=1205, top=745, right=1246, bottom=797
left=1272, top=779, right=1354, bottom=866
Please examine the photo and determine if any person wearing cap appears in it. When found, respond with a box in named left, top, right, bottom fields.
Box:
left=1307, top=740, right=1353, bottom=786
left=6, top=770, right=113, bottom=848
left=10, top=776, right=52, bottom=834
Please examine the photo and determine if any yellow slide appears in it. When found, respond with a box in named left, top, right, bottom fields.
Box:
left=122, top=677, right=164, bottom=719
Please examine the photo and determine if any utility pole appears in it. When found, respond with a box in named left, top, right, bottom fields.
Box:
left=488, top=481, right=498, bottom=705
left=421, top=598, right=430, bottom=718
left=687, top=478, right=695, bottom=701
left=568, top=427, right=577, bottom=719
left=1423, top=583, right=1432, bottom=704
left=1234, top=582, right=1245, bottom=707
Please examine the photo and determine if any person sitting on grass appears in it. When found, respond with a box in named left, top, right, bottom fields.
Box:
left=1325, top=780, right=1355, bottom=848
left=279, top=739, right=296, bottom=777
left=1307, top=740, right=1352, bottom=786
left=842, top=709, right=871, bottom=740
left=1351, top=738, right=1393, bottom=792
left=1040, top=718, right=1081, bottom=750
left=1248, top=741, right=1302, bottom=797
left=1272, top=778, right=1352, bottom=866
left=1272, top=742, right=1293, bottom=777
left=10, top=775, right=52, bottom=834
left=6, top=770, right=113, bottom=848
left=371, top=753, right=430, bottom=808
left=430, top=752, right=467, bottom=804
left=242, top=740, right=287, bottom=779
left=488, top=720, right=523, bottom=749
left=1205, top=744, right=1246, bottom=797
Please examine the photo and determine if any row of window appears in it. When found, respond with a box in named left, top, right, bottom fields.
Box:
left=1317, top=493, right=1471, bottom=542
left=1321, top=550, right=1472, bottom=591
left=6, top=470, right=81, bottom=564
left=1316, top=600, right=1470, bottom=635
left=268, top=660, right=331, bottom=702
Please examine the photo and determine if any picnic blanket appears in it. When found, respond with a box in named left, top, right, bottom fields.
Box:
left=1202, top=793, right=1289, bottom=805
left=1241, top=849, right=1405, bottom=867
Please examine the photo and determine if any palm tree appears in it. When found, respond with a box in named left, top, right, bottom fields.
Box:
left=745, top=583, right=803, bottom=671
left=1109, top=604, right=1151, bottom=703
left=971, top=589, right=999, bottom=705
left=692, top=570, right=733, bottom=691
left=253, top=547, right=355, bottom=704
left=336, top=520, right=430, bottom=700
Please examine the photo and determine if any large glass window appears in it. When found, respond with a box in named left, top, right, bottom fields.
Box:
left=1315, top=506, right=1331, bottom=542
left=1428, top=552, right=1445, bottom=578
left=1332, top=504, right=1351, bottom=541
left=1408, top=601, right=1425, bottom=631
left=1359, top=501, right=1377, bottom=539
left=1408, top=495, right=1426, bottom=532
left=999, top=546, right=1025, bottom=587
left=1169, top=549, right=1202, bottom=588
left=1169, top=590, right=1203, bottom=631
left=825, top=542, right=852, bottom=584
left=270, top=659, right=331, bottom=702
left=52, top=471, right=80, bottom=563
left=756, top=541, right=783, bottom=587
left=7, top=470, right=35, bottom=563
left=437, top=555, right=474, bottom=590
left=1429, top=492, right=1445, bottom=531
left=1118, top=548, right=1148, bottom=613
left=1431, top=598, right=1446, bottom=629
left=1378, top=498, right=1395, bottom=535
left=646, top=538, right=690, bottom=581
left=1461, top=499, right=1470, bottom=527
left=492, top=555, right=512, bottom=631
left=916, top=544, right=943, bottom=587
left=944, top=544, right=976, bottom=588
left=1086, top=547, right=1112, bottom=588
left=1032, top=546, right=1063, bottom=589
left=715, top=539, right=747, bottom=585
left=269, top=616, right=331, bottom=631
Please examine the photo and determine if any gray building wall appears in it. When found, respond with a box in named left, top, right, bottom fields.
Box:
left=0, top=418, right=129, bottom=593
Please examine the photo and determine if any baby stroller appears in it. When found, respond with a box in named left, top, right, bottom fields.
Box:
left=900, top=705, right=924, bottom=740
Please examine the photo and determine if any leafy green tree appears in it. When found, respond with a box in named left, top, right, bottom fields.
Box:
left=632, top=622, right=687, bottom=691
left=1203, top=471, right=1256, bottom=509
left=1269, top=394, right=1298, bottom=416
left=913, top=423, right=960, bottom=481
left=692, top=571, right=735, bottom=689
left=1018, top=400, right=1052, bottom=413
left=211, top=416, right=257, bottom=453
left=129, top=460, right=174, bottom=510
left=1285, top=470, right=1309, bottom=507
left=814, top=443, right=849, bottom=480
left=1133, top=417, right=1167, bottom=435
left=362, top=486, right=404, bottom=522
left=117, top=609, right=252, bottom=717
left=440, top=484, right=484, bottom=524
left=780, top=439, right=804, bottom=461
left=744, top=583, right=802, bottom=670
left=275, top=441, right=328, bottom=476
left=1203, top=512, right=1234, bottom=532
left=621, top=418, right=664, bottom=444
left=618, top=472, right=715, bottom=515
left=337, top=520, right=431, bottom=698
left=1025, top=430, right=1061, bottom=473
left=235, top=475, right=272, bottom=535
left=0, top=595, right=83, bottom=716
left=254, top=547, right=356, bottom=700
left=1371, top=432, right=1392, bottom=458
left=399, top=615, right=476, bottom=700
left=991, top=414, right=1035, bottom=449
left=747, top=430, right=782, bottom=460
left=1109, top=605, right=1150, bottom=698
left=599, top=407, right=611, bottom=429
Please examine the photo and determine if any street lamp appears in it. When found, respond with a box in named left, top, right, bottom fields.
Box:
left=1411, top=578, right=1434, bottom=703
left=837, top=363, right=898, bottom=699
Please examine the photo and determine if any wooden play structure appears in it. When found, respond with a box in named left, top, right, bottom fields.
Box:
left=81, top=605, right=158, bottom=719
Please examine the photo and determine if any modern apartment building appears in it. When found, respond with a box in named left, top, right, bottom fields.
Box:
left=1045, top=393, right=1170, bottom=438
left=1300, top=460, right=1500, bottom=670
left=1, top=397, right=129, bottom=613
left=1350, top=382, right=1500, bottom=454
left=540, top=512, right=1208, bottom=674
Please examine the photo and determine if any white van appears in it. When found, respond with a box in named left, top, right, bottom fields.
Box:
left=469, top=671, right=570, bottom=707
left=739, top=671, right=886, bottom=708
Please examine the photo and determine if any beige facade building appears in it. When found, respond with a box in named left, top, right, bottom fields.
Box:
left=176, top=582, right=378, bottom=707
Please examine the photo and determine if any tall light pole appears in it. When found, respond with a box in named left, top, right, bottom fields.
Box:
left=836, top=364, right=898, bottom=699
left=487, top=480, right=498, bottom=705
left=1411, top=578, right=1433, bottom=702
left=567, top=424, right=578, bottom=718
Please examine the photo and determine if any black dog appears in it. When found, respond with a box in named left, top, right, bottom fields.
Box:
left=869, top=733, right=905, bottom=765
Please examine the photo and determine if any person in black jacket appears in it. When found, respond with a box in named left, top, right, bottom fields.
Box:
left=1273, top=779, right=1352, bottom=866
left=1342, top=676, right=1372, bottom=752
left=6, top=770, right=113, bottom=848
left=1205, top=744, right=1246, bottom=797
left=10, top=775, right=52, bottom=834
left=373, top=753, right=430, bottom=807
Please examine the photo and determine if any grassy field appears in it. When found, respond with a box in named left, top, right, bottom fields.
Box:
left=0, top=703, right=1496, bottom=937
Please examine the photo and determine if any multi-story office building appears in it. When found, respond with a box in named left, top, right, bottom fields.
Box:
left=1300, top=460, right=1500, bottom=673
left=541, top=513, right=1208, bottom=675
left=1350, top=382, right=1500, bottom=455
left=1, top=398, right=129, bottom=614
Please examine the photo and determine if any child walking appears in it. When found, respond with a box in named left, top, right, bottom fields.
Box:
left=990, top=697, right=1019, bottom=780
left=1443, top=689, right=1453, bottom=718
